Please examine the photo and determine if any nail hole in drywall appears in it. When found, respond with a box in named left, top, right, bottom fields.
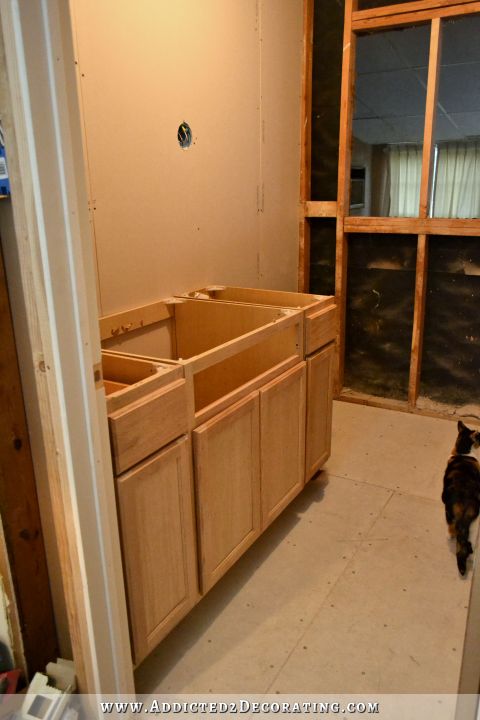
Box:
left=177, top=122, right=192, bottom=149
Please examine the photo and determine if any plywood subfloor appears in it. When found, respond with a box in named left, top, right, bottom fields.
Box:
left=135, top=401, right=474, bottom=694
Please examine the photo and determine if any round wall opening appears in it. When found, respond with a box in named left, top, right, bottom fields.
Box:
left=178, top=122, right=192, bottom=149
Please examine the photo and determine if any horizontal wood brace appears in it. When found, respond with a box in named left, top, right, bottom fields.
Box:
left=344, top=216, right=480, bottom=237
left=353, top=0, right=480, bottom=31
left=304, top=201, right=338, bottom=218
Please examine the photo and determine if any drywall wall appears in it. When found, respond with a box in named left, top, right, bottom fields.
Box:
left=70, top=0, right=303, bottom=315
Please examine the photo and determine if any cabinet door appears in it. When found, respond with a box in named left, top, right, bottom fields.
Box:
left=117, top=436, right=198, bottom=664
left=193, top=393, right=261, bottom=593
left=305, top=343, right=334, bottom=480
left=260, top=362, right=306, bottom=528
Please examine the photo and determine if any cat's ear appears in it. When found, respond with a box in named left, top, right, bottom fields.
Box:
left=458, top=420, right=466, bottom=431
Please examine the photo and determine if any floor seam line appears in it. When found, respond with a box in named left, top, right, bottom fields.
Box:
left=324, top=472, right=440, bottom=504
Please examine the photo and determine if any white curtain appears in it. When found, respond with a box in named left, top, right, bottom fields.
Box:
left=433, top=142, right=480, bottom=218
left=388, top=145, right=423, bottom=217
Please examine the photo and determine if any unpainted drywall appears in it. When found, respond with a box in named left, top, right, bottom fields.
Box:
left=70, top=0, right=303, bottom=315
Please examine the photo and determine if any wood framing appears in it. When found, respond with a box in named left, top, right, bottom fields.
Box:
left=334, top=0, right=357, bottom=393
left=304, top=201, right=337, bottom=217
left=302, top=1, right=480, bottom=414
left=344, top=217, right=480, bottom=235
left=408, top=235, right=429, bottom=406
left=298, top=0, right=314, bottom=292
left=419, top=19, right=442, bottom=218
left=353, top=0, right=478, bottom=22
left=352, top=0, right=480, bottom=30
left=0, top=247, right=57, bottom=674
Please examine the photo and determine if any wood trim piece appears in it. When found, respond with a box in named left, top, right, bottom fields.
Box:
left=408, top=235, right=429, bottom=407
left=335, top=0, right=357, bottom=393
left=304, top=201, right=338, bottom=218
left=353, top=0, right=478, bottom=22
left=352, top=2, right=480, bottom=31
left=344, top=216, right=480, bottom=236
left=298, top=0, right=314, bottom=292
left=419, top=19, right=442, bottom=218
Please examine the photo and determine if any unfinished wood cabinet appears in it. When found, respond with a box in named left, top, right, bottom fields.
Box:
left=180, top=286, right=337, bottom=479
left=193, top=393, right=261, bottom=594
left=102, top=352, right=196, bottom=663
left=306, top=343, right=335, bottom=479
left=100, top=298, right=303, bottom=421
left=116, top=436, right=198, bottom=664
left=260, top=362, right=306, bottom=528
left=100, top=299, right=307, bottom=655
left=181, top=285, right=336, bottom=357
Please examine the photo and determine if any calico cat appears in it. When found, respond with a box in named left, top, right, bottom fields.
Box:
left=442, top=421, right=480, bottom=576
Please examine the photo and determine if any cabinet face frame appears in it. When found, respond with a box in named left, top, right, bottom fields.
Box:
left=300, top=0, right=480, bottom=414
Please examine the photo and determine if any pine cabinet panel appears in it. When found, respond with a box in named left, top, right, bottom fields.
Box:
left=117, top=436, right=198, bottom=664
left=193, top=394, right=261, bottom=593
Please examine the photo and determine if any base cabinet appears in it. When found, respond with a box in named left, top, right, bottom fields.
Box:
left=193, top=394, right=261, bottom=593
left=116, top=436, right=198, bottom=664
left=305, top=343, right=334, bottom=480
left=260, top=363, right=306, bottom=527
left=194, top=363, right=307, bottom=592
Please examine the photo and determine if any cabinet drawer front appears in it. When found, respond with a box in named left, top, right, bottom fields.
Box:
left=117, top=437, right=198, bottom=664
left=260, top=362, right=306, bottom=528
left=193, top=393, right=261, bottom=593
left=109, top=379, right=188, bottom=474
left=305, top=305, right=336, bottom=355
left=306, top=344, right=334, bottom=479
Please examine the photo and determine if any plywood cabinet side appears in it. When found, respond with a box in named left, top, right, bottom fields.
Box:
left=116, top=436, right=198, bottom=664
left=260, top=362, right=307, bottom=528
left=305, top=343, right=335, bottom=480
left=193, top=393, right=261, bottom=593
